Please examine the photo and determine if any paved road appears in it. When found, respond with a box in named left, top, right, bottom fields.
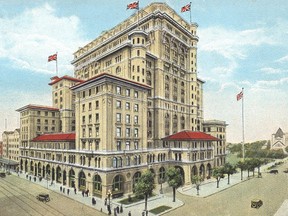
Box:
left=163, top=163, right=288, bottom=216
left=0, top=175, right=106, bottom=216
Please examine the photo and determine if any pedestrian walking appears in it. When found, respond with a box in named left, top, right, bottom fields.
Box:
left=67, top=188, right=70, bottom=195
left=74, top=187, right=77, bottom=194
left=104, top=197, right=107, bottom=205
left=82, top=190, right=85, bottom=197
left=60, top=186, right=62, bottom=192
left=116, top=206, right=119, bottom=213
left=92, top=197, right=96, bottom=205
left=128, top=211, right=131, bottom=216
left=63, top=187, right=65, bottom=193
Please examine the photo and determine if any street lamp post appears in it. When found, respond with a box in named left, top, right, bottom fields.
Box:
left=107, top=189, right=112, bottom=215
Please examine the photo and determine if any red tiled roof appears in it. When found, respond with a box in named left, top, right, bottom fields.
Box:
left=49, top=75, right=83, bottom=86
left=162, top=130, right=219, bottom=141
left=32, top=133, right=75, bottom=142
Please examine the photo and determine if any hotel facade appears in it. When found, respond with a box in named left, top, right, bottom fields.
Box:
left=15, top=3, right=227, bottom=198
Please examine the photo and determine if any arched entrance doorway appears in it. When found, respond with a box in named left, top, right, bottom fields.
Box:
left=93, top=174, right=102, bottom=197
left=175, top=166, right=185, bottom=185
left=112, top=175, right=124, bottom=195
left=78, top=171, right=86, bottom=191
left=63, top=170, right=67, bottom=185
left=25, top=160, right=28, bottom=173
left=206, top=163, right=212, bottom=178
left=34, top=163, right=37, bottom=176
left=56, top=166, right=62, bottom=183
left=199, top=164, right=205, bottom=178
left=38, top=162, right=42, bottom=177
left=69, top=169, right=75, bottom=188
left=132, top=171, right=141, bottom=192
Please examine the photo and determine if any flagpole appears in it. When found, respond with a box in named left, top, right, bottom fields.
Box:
left=190, top=2, right=192, bottom=24
left=56, top=52, right=58, bottom=76
left=137, top=1, right=140, bottom=29
left=242, top=87, right=245, bottom=160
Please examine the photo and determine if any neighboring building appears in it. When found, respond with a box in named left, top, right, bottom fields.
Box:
left=203, top=120, right=228, bottom=166
left=271, top=128, right=288, bottom=150
left=16, top=104, right=60, bottom=154
left=0, top=129, right=20, bottom=171
left=49, top=75, right=83, bottom=133
left=16, top=2, right=227, bottom=198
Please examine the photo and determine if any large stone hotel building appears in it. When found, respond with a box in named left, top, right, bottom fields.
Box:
left=2, top=3, right=227, bottom=198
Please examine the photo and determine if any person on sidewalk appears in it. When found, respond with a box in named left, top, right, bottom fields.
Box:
left=92, top=197, right=96, bottom=205
left=82, top=190, right=85, bottom=197
left=63, top=187, right=65, bottom=193
left=67, top=188, right=70, bottom=195
left=128, top=211, right=131, bottom=216
left=60, top=186, right=62, bottom=192
left=74, top=187, right=77, bottom=194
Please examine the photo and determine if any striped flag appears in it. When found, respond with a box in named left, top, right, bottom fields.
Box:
left=237, top=90, right=243, bottom=101
left=48, top=53, right=57, bottom=62
left=181, top=3, right=191, bottom=13
left=127, top=1, right=139, bottom=10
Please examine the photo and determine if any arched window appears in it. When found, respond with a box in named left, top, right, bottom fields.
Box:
left=112, top=175, right=123, bottom=192
left=93, top=174, right=102, bottom=194
left=133, top=172, right=141, bottom=190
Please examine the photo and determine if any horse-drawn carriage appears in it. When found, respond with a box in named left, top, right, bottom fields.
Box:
left=36, top=193, right=50, bottom=202
left=251, top=199, right=263, bottom=209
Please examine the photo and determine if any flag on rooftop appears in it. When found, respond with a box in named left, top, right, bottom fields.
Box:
left=237, top=90, right=243, bottom=101
left=48, top=53, right=57, bottom=62
left=127, top=1, right=139, bottom=10
left=181, top=3, right=191, bottom=13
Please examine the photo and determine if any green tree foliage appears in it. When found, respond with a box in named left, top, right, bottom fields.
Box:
left=166, top=167, right=182, bottom=202
left=134, top=170, right=155, bottom=213
left=191, top=175, right=204, bottom=195
left=223, top=163, right=237, bottom=184
left=212, top=167, right=225, bottom=188
left=236, top=160, right=247, bottom=180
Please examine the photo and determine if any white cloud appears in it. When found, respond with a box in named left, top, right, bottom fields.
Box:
left=276, top=55, right=288, bottom=63
left=259, top=67, right=288, bottom=75
left=0, top=3, right=87, bottom=75
left=198, top=26, right=274, bottom=61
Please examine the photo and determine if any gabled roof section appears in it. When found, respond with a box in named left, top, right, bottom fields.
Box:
left=32, top=133, right=75, bottom=142
left=162, top=130, right=219, bottom=141
left=275, top=128, right=284, bottom=138
left=16, top=104, right=59, bottom=112
left=49, top=75, right=83, bottom=86
left=71, top=72, right=151, bottom=90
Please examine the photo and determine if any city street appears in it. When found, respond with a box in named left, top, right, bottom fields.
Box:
left=0, top=174, right=106, bottom=216
left=164, top=162, right=288, bottom=216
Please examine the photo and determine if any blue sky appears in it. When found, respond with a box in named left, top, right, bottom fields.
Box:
left=1, top=0, right=288, bottom=143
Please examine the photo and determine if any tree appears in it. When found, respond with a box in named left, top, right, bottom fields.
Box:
left=191, top=175, right=204, bottom=195
left=236, top=160, right=247, bottom=181
left=166, top=167, right=183, bottom=202
left=134, top=170, right=155, bottom=214
left=212, top=167, right=225, bottom=188
left=223, top=163, right=237, bottom=185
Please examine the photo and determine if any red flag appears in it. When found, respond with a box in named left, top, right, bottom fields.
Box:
left=127, top=1, right=139, bottom=10
left=237, top=91, right=243, bottom=101
left=181, top=3, right=191, bottom=12
left=48, top=53, right=57, bottom=62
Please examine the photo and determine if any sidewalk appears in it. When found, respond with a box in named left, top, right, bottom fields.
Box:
left=178, top=158, right=288, bottom=198
left=14, top=171, right=183, bottom=216
left=9, top=158, right=287, bottom=216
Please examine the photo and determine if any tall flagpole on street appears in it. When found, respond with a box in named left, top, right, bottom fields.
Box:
left=137, top=1, right=140, bottom=29
left=241, top=87, right=245, bottom=160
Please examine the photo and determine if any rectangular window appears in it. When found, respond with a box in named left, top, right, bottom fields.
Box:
left=116, top=127, right=121, bottom=137
left=89, top=114, right=92, bottom=123
left=134, top=128, right=138, bottom=137
left=82, top=116, right=85, bottom=124
left=126, top=114, right=130, bottom=124
left=89, top=128, right=92, bottom=137
left=82, top=104, right=85, bottom=112
left=89, top=102, right=92, bottom=110
left=116, top=100, right=122, bottom=109
left=116, top=113, right=121, bottom=122
left=117, top=141, right=121, bottom=151
left=126, top=128, right=130, bottom=137
left=126, top=141, right=130, bottom=150
left=96, top=127, right=99, bottom=137
left=95, top=113, right=99, bottom=123
left=134, top=91, right=138, bottom=98
left=95, top=101, right=99, bottom=109
left=116, top=86, right=121, bottom=94
left=126, top=102, right=130, bottom=110
left=134, top=141, right=138, bottom=150
left=134, top=116, right=138, bottom=124
left=126, top=89, right=130, bottom=97
left=134, top=104, right=139, bottom=112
